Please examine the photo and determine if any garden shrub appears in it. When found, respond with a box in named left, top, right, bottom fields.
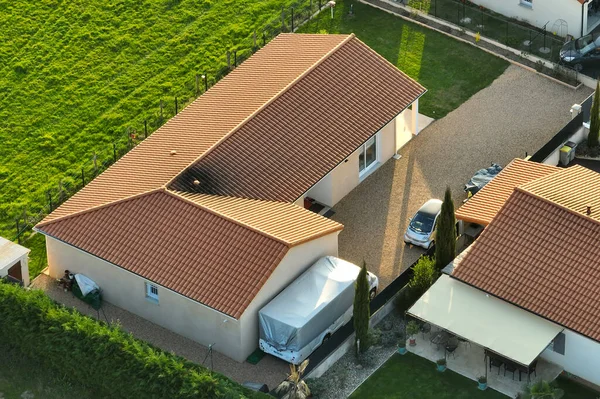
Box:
left=0, top=282, right=263, bottom=399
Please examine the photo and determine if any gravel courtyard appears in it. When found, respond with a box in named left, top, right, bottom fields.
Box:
left=333, top=65, right=593, bottom=289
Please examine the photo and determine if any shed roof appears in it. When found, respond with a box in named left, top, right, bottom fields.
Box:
left=452, top=165, right=600, bottom=341
left=0, top=237, right=30, bottom=271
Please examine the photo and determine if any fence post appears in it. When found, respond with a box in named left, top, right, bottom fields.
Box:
left=234, top=51, right=237, bottom=67
left=281, top=6, right=285, bottom=32
left=253, top=30, right=257, bottom=52
left=81, top=168, right=85, bottom=187
left=319, top=0, right=321, bottom=10
left=291, top=8, right=295, bottom=31
left=203, top=74, right=208, bottom=92
left=227, top=51, right=231, bottom=69
left=160, top=99, right=164, bottom=123
left=263, top=32, right=266, bottom=46
left=195, top=74, right=200, bottom=97
left=113, top=143, right=117, bottom=163
left=434, top=0, right=437, bottom=17
left=175, top=97, right=178, bottom=115
left=144, top=119, right=148, bottom=138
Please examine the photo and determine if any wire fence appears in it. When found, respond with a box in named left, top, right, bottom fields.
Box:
left=406, top=0, right=567, bottom=62
left=11, top=0, right=329, bottom=244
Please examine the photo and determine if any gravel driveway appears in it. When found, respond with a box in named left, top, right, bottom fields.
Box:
left=332, top=65, right=593, bottom=289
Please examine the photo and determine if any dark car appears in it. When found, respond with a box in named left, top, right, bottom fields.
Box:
left=560, top=33, right=600, bottom=71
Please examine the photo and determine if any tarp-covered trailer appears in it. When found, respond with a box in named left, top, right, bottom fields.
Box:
left=259, top=256, right=378, bottom=364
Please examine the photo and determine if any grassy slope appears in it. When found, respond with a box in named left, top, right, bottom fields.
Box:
left=350, top=353, right=508, bottom=399
left=0, top=0, right=303, bottom=238
left=298, top=1, right=509, bottom=118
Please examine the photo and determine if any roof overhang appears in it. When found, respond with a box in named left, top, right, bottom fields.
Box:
left=407, top=274, right=563, bottom=366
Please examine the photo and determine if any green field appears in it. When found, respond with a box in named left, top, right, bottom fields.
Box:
left=0, top=0, right=307, bottom=253
left=2, top=0, right=508, bottom=277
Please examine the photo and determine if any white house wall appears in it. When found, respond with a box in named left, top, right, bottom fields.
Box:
left=470, top=0, right=582, bottom=38
left=45, top=237, right=244, bottom=361
left=238, top=232, right=339, bottom=359
left=306, top=117, right=398, bottom=207
left=541, top=328, right=600, bottom=386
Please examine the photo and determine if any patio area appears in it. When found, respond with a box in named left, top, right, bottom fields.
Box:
left=408, top=334, right=563, bottom=398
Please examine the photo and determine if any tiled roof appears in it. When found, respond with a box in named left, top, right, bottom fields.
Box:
left=173, top=191, right=343, bottom=245
left=170, top=36, right=426, bottom=201
left=452, top=167, right=600, bottom=341
left=38, top=190, right=341, bottom=318
left=40, top=34, right=352, bottom=224
left=455, top=159, right=558, bottom=225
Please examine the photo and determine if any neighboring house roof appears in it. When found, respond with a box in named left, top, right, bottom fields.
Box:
left=40, top=33, right=425, bottom=224
left=169, top=36, right=426, bottom=201
left=452, top=165, right=600, bottom=342
left=38, top=189, right=342, bottom=318
left=0, top=236, right=30, bottom=271
left=455, top=159, right=558, bottom=226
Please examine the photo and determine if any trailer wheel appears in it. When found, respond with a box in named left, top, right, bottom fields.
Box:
left=322, top=333, right=331, bottom=344
left=369, top=288, right=377, bottom=301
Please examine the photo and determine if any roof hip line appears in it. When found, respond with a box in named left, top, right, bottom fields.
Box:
left=164, top=33, right=356, bottom=189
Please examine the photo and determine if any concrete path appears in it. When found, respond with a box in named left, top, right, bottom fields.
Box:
left=333, top=65, right=592, bottom=289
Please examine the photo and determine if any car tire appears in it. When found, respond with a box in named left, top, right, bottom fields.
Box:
left=322, top=333, right=331, bottom=345
left=428, top=240, right=435, bottom=250
left=369, top=288, right=377, bottom=301
left=574, top=63, right=583, bottom=72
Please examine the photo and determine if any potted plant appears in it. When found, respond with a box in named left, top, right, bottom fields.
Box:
left=478, top=376, right=487, bottom=390
left=406, top=321, right=420, bottom=346
left=397, top=337, right=407, bottom=355
left=436, top=358, right=447, bottom=372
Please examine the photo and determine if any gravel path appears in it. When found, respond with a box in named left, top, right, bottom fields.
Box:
left=332, top=65, right=592, bottom=289
left=30, top=274, right=289, bottom=390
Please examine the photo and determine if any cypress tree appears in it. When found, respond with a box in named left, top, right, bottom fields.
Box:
left=435, top=187, right=457, bottom=271
left=588, top=81, right=600, bottom=148
left=353, top=262, right=370, bottom=354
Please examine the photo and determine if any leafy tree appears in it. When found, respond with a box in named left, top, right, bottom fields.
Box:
left=273, top=360, right=311, bottom=399
left=435, top=187, right=457, bottom=271
left=353, top=262, right=371, bottom=354
left=409, top=256, right=438, bottom=296
left=589, top=81, right=600, bottom=148
left=520, top=380, right=564, bottom=399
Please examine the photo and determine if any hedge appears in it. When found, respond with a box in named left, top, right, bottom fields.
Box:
left=0, top=281, right=265, bottom=399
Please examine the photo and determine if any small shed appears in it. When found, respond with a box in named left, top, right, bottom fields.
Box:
left=0, top=236, right=30, bottom=287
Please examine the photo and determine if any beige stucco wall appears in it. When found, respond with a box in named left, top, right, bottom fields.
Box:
left=306, top=117, right=399, bottom=207
left=238, top=232, right=339, bottom=358
left=45, top=236, right=244, bottom=361
left=45, top=232, right=340, bottom=362
left=470, top=0, right=582, bottom=37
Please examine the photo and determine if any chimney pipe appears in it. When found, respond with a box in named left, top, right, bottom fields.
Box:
left=586, top=205, right=592, bottom=216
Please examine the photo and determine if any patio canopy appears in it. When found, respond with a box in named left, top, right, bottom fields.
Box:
left=407, top=274, right=563, bottom=366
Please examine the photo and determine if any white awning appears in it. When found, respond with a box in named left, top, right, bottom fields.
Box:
left=0, top=236, right=29, bottom=272
left=408, top=274, right=563, bottom=366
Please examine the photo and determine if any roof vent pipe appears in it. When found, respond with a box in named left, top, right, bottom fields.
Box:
left=587, top=205, right=592, bottom=216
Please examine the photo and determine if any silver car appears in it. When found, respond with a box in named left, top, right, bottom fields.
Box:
left=404, top=199, right=443, bottom=249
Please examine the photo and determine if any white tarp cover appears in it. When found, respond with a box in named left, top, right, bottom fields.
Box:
left=259, top=256, right=361, bottom=351
left=74, top=274, right=99, bottom=297
left=408, top=274, right=563, bottom=366
left=0, top=236, right=29, bottom=272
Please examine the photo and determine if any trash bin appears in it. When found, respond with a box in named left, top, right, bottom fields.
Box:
left=559, top=141, right=577, bottom=166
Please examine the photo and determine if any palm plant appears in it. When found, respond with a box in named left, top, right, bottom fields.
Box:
left=273, top=360, right=311, bottom=399
left=520, top=380, right=564, bottom=399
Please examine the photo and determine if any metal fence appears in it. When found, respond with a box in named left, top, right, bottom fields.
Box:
left=10, top=0, right=327, bottom=244
left=407, top=0, right=566, bottom=62
left=529, top=111, right=584, bottom=163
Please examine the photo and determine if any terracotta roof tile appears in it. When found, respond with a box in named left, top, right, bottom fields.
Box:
left=455, top=159, right=558, bottom=225
left=38, top=190, right=340, bottom=318
left=173, top=191, right=343, bottom=245
left=170, top=36, right=426, bottom=201
left=40, top=34, right=351, bottom=224
left=452, top=180, right=600, bottom=341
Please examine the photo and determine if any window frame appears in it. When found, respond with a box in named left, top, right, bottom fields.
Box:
left=358, top=134, right=379, bottom=176
left=519, top=0, right=533, bottom=8
left=145, top=282, right=159, bottom=303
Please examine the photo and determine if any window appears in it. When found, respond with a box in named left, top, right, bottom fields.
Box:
left=359, top=135, right=378, bottom=174
left=146, top=282, right=159, bottom=303
left=519, top=0, right=532, bottom=7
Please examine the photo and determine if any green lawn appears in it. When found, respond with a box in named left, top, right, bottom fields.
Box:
left=350, top=353, right=508, bottom=399
left=556, top=376, right=600, bottom=399
left=0, top=344, right=97, bottom=399
left=299, top=1, right=509, bottom=118
left=0, top=0, right=309, bottom=256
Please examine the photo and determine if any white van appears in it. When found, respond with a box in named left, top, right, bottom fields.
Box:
left=258, top=256, right=378, bottom=364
